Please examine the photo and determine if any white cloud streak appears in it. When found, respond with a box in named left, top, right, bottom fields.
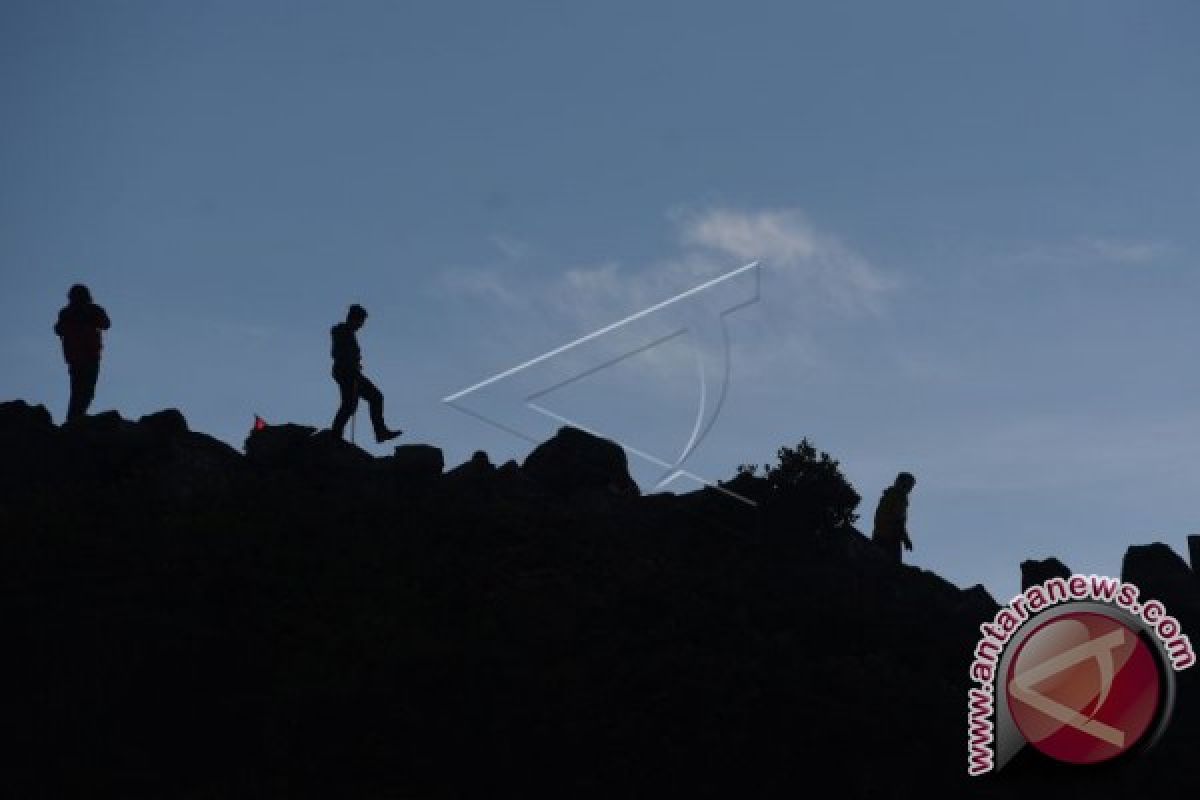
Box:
left=443, top=207, right=892, bottom=325
left=437, top=207, right=896, bottom=389
left=679, top=207, right=894, bottom=315
left=1006, top=237, right=1173, bottom=268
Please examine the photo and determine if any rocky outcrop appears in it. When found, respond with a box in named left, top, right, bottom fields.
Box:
left=0, top=399, right=53, bottom=432
left=244, top=423, right=373, bottom=470
left=137, top=408, right=189, bottom=437
left=1123, top=542, right=1200, bottom=630
left=390, top=444, right=444, bottom=482
left=0, top=404, right=242, bottom=504
left=1123, top=542, right=1194, bottom=595
left=521, top=425, right=639, bottom=497
left=1020, top=556, right=1072, bottom=590
left=3, top=398, right=1199, bottom=798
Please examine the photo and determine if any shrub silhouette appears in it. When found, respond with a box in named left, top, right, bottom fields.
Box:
left=732, top=438, right=860, bottom=532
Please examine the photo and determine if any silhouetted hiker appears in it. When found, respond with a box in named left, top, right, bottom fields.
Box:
left=872, top=472, right=915, bottom=563
left=53, top=284, right=111, bottom=422
left=330, top=304, right=402, bottom=443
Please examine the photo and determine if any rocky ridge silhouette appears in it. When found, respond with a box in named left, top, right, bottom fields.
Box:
left=2, top=399, right=1198, bottom=798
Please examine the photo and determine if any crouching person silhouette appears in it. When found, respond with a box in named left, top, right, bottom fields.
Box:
left=54, top=284, right=111, bottom=422
left=330, top=304, right=402, bottom=443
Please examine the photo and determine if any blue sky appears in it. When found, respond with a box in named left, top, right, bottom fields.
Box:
left=3, top=1, right=1198, bottom=601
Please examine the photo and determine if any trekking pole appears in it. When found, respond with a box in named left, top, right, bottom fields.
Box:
left=350, top=375, right=359, bottom=444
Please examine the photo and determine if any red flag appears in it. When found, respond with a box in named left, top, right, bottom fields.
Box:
left=253, top=414, right=268, bottom=432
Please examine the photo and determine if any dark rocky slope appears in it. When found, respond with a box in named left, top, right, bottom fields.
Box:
left=2, top=399, right=1198, bottom=798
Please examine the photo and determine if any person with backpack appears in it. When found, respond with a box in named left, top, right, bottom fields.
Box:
left=329, top=304, right=403, bottom=443
left=872, top=471, right=916, bottom=563
left=53, top=284, right=111, bottom=422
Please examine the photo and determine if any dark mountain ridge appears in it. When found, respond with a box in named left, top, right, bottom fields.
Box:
left=3, top=399, right=1198, bottom=798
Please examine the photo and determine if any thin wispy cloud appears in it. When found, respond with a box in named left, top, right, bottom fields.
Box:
left=1005, top=237, right=1174, bottom=268
left=439, top=265, right=526, bottom=309
left=679, top=208, right=894, bottom=315
left=1084, top=238, right=1172, bottom=264
left=434, top=207, right=896, bottom=394
left=488, top=233, right=533, bottom=262
left=442, top=207, right=893, bottom=326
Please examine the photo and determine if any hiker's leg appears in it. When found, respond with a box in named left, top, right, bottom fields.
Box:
left=66, top=364, right=83, bottom=422
left=331, top=370, right=358, bottom=438
left=871, top=534, right=902, bottom=564
left=356, top=375, right=389, bottom=437
left=67, top=361, right=99, bottom=422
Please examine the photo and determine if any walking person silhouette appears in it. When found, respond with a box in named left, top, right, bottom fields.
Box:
left=872, top=472, right=916, bottom=564
left=54, top=284, right=111, bottom=423
left=329, top=304, right=402, bottom=443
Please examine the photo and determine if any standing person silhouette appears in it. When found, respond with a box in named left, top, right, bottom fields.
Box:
left=54, top=284, right=111, bottom=423
left=872, top=472, right=916, bottom=564
left=330, top=304, right=402, bottom=443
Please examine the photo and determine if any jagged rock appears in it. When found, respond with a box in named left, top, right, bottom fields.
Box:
left=0, top=399, right=54, bottom=432
left=490, top=458, right=547, bottom=500
left=169, top=428, right=242, bottom=472
left=391, top=444, right=444, bottom=481
left=138, top=408, right=189, bottom=437
left=959, top=584, right=999, bottom=618
left=495, top=457, right=528, bottom=486
left=311, top=429, right=374, bottom=468
left=242, top=419, right=369, bottom=470
left=521, top=426, right=639, bottom=497
left=0, top=400, right=61, bottom=498
left=456, top=449, right=492, bottom=470
left=1122, top=542, right=1199, bottom=620
left=439, top=451, right=499, bottom=499
left=244, top=423, right=374, bottom=471
left=244, top=423, right=318, bottom=465
left=66, top=409, right=128, bottom=433
left=6, top=393, right=1200, bottom=797
left=1020, top=557, right=1072, bottom=590
left=445, top=450, right=492, bottom=479
left=1123, top=542, right=1192, bottom=589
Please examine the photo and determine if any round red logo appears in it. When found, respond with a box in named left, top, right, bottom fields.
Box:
left=1006, top=611, right=1162, bottom=764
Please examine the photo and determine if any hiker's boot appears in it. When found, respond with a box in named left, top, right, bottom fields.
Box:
left=375, top=428, right=403, bottom=444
